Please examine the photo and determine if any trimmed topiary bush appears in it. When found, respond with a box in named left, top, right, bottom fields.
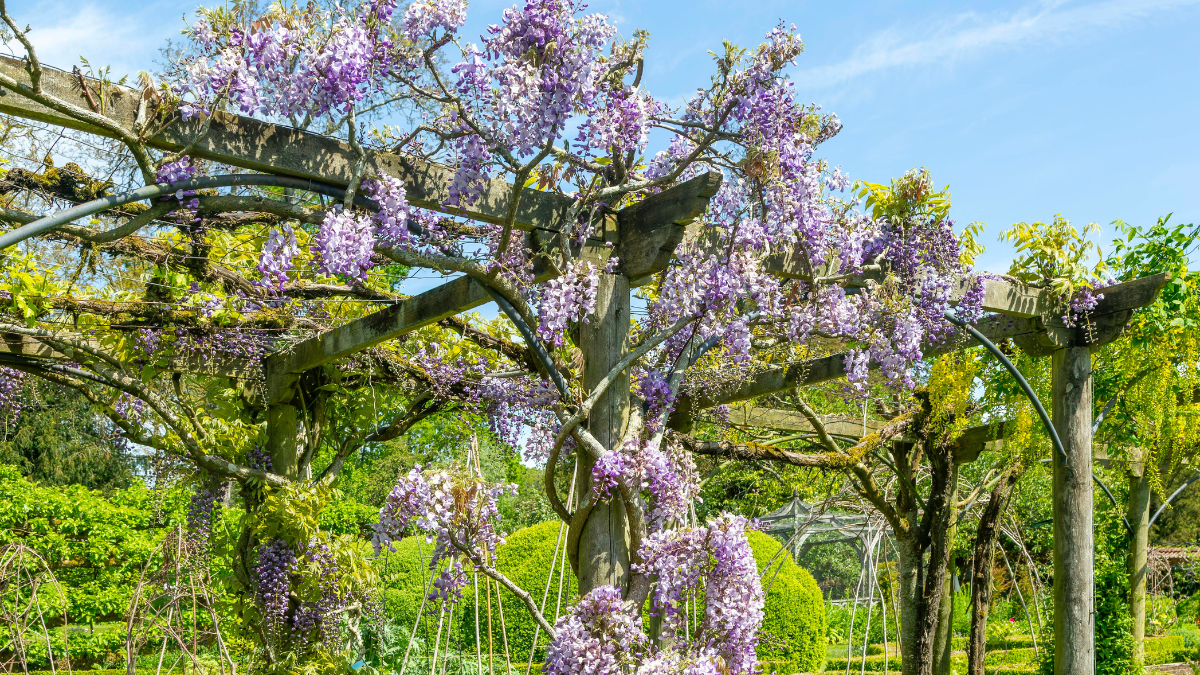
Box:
left=459, top=520, right=578, bottom=663
left=376, top=535, right=470, bottom=648
left=381, top=523, right=827, bottom=672
left=747, top=529, right=828, bottom=672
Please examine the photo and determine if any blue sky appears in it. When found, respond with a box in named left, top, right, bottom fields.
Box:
left=9, top=0, right=1200, bottom=273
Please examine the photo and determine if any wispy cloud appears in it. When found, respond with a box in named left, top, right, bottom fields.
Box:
left=797, top=0, right=1200, bottom=89
left=7, top=3, right=181, bottom=76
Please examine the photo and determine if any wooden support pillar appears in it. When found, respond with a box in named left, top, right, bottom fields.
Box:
left=1126, top=453, right=1150, bottom=663
left=267, top=403, right=300, bottom=480
left=575, top=273, right=632, bottom=597
left=1052, top=346, right=1094, bottom=675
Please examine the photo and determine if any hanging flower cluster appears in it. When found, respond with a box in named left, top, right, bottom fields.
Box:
left=174, top=0, right=401, bottom=120
left=537, top=259, right=601, bottom=346
left=312, top=208, right=376, bottom=281
left=258, top=223, right=300, bottom=288
left=373, top=466, right=517, bottom=601
left=0, top=367, right=25, bottom=423
left=545, top=514, right=764, bottom=675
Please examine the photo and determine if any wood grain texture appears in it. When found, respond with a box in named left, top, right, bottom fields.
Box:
left=0, top=56, right=574, bottom=230
left=1052, top=346, right=1094, bottom=675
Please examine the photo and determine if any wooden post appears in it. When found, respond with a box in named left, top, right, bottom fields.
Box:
left=267, top=403, right=300, bottom=480
left=1126, top=453, right=1150, bottom=663
left=575, top=273, right=632, bottom=596
left=1052, top=346, right=1094, bottom=675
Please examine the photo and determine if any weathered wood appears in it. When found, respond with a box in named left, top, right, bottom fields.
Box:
left=952, top=423, right=1008, bottom=465
left=0, top=57, right=574, bottom=230
left=267, top=403, right=300, bottom=480
left=1014, top=273, right=1170, bottom=355
left=1127, top=456, right=1151, bottom=663
left=264, top=276, right=490, bottom=400
left=718, top=404, right=887, bottom=437
left=670, top=315, right=1040, bottom=430
left=0, top=332, right=252, bottom=378
left=574, top=273, right=632, bottom=596
left=263, top=171, right=721, bottom=396
left=1052, top=346, right=1094, bottom=675
left=613, top=171, right=723, bottom=279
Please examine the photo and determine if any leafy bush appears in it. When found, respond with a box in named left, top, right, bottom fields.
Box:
left=0, top=464, right=188, bottom=625
left=458, top=520, right=577, bottom=663
left=387, top=523, right=828, bottom=670
left=749, top=530, right=828, bottom=672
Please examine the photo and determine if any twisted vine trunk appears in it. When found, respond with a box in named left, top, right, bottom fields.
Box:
left=967, top=465, right=1022, bottom=675
left=894, top=440, right=959, bottom=675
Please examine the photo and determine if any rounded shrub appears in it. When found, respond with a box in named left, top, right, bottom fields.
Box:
left=376, top=535, right=468, bottom=647
left=746, top=529, right=828, bottom=673
left=379, top=523, right=826, bottom=673
left=459, top=520, right=578, bottom=663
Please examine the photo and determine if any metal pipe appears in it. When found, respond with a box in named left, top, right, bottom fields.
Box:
left=479, top=284, right=570, bottom=397
left=1149, top=470, right=1200, bottom=528
left=0, top=174, right=380, bottom=250
left=944, top=311, right=1067, bottom=466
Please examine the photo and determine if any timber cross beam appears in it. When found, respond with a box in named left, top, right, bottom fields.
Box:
left=0, top=56, right=576, bottom=232
left=261, top=171, right=724, bottom=404
left=669, top=272, right=1171, bottom=430
left=707, top=403, right=1008, bottom=466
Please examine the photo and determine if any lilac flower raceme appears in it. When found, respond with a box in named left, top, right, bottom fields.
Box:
left=313, top=208, right=376, bottom=281
left=537, top=259, right=600, bottom=346
left=544, top=585, right=647, bottom=675
left=374, top=465, right=517, bottom=604
left=0, top=367, right=25, bottom=423
left=546, top=515, right=763, bottom=675
left=175, top=2, right=399, bottom=121
left=258, top=224, right=300, bottom=288
left=363, top=175, right=411, bottom=245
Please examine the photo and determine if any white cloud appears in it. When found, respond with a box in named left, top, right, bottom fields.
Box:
left=6, top=2, right=182, bottom=77
left=797, top=0, right=1200, bottom=90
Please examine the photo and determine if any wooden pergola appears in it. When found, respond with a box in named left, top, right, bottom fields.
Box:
left=0, top=56, right=1170, bottom=675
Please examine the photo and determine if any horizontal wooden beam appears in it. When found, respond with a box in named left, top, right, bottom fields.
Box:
left=1013, top=272, right=1170, bottom=354
left=0, top=332, right=251, bottom=378
left=263, top=171, right=723, bottom=398
left=717, top=403, right=1005, bottom=464
left=0, top=57, right=574, bottom=231
left=719, top=404, right=887, bottom=438
left=264, top=275, right=489, bottom=397
left=670, top=273, right=1167, bottom=430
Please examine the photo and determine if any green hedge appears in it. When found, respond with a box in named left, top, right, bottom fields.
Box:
left=384, top=522, right=827, bottom=671
left=749, top=530, right=827, bottom=672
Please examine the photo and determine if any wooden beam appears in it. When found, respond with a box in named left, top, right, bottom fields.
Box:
left=0, top=57, right=574, bottom=230
left=613, top=171, right=723, bottom=279
left=718, top=404, right=887, bottom=438
left=263, top=171, right=721, bottom=393
left=716, top=403, right=1005, bottom=464
left=670, top=313, right=1041, bottom=430
left=670, top=274, right=1166, bottom=430
left=264, top=275, right=489, bottom=400
left=0, top=332, right=251, bottom=378
left=1014, top=272, right=1170, bottom=355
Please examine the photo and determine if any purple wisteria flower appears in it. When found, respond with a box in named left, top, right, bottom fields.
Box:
left=313, top=208, right=376, bottom=281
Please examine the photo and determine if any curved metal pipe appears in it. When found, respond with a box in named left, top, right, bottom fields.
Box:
left=479, top=283, right=569, bottom=398
left=0, top=174, right=380, bottom=250
left=1149, top=470, right=1200, bottom=528
left=944, top=311, right=1067, bottom=466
